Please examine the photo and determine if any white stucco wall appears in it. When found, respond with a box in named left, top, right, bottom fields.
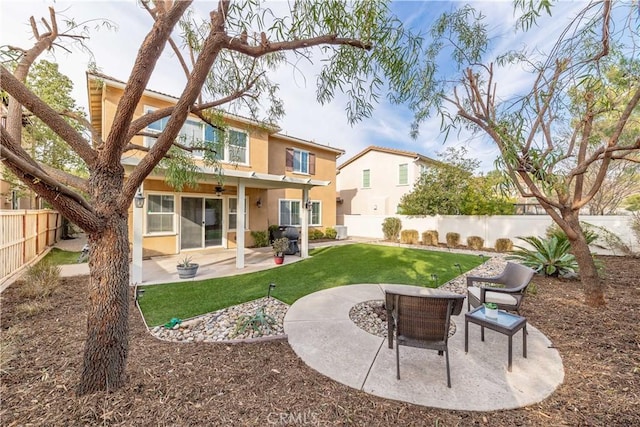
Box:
left=343, top=214, right=638, bottom=255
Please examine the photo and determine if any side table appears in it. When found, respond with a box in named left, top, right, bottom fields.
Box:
left=465, top=305, right=527, bottom=372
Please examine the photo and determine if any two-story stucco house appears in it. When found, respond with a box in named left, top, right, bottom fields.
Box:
left=336, top=146, right=437, bottom=221
left=87, top=72, right=344, bottom=264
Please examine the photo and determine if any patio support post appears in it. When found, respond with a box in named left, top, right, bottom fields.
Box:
left=301, top=187, right=309, bottom=258
left=131, top=185, right=144, bottom=284
left=236, top=181, right=246, bottom=269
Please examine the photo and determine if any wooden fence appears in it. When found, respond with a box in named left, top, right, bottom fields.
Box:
left=0, top=210, right=63, bottom=282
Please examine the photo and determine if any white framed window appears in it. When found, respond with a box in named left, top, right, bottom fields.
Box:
left=286, top=148, right=316, bottom=175
left=293, top=149, right=309, bottom=174
left=398, top=163, right=408, bottom=185
left=143, top=107, right=248, bottom=164
left=309, top=201, right=321, bottom=226
left=279, top=199, right=321, bottom=226
left=146, top=194, right=175, bottom=233
left=228, top=197, right=248, bottom=230
left=362, top=169, right=371, bottom=188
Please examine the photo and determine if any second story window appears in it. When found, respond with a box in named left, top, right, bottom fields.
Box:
left=144, top=107, right=248, bottom=164
left=362, top=169, right=371, bottom=188
left=398, top=163, right=408, bottom=185
left=286, top=148, right=316, bottom=175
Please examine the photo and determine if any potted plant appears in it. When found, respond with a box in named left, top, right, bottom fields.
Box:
left=483, top=302, right=499, bottom=319
left=176, top=255, right=199, bottom=279
left=272, top=237, right=290, bottom=265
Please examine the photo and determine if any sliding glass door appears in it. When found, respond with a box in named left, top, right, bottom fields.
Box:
left=181, top=197, right=223, bottom=249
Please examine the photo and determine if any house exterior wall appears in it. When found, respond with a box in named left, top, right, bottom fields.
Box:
left=267, top=135, right=340, bottom=231
left=337, top=149, right=429, bottom=219
left=96, top=77, right=342, bottom=256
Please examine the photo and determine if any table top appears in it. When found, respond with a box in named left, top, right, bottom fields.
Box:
left=466, top=306, right=526, bottom=330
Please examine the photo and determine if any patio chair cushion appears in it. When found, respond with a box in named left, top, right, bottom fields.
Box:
left=468, top=286, right=518, bottom=306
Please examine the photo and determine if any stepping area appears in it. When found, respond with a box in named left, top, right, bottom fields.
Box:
left=284, top=284, right=564, bottom=411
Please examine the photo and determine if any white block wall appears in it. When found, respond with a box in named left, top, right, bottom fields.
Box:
left=343, top=214, right=638, bottom=255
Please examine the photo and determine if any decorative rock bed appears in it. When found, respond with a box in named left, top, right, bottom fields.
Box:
left=149, top=254, right=507, bottom=343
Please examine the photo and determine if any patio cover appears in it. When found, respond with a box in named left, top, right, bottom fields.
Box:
left=121, top=157, right=330, bottom=284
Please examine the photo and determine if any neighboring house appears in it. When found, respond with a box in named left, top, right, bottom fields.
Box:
left=87, top=72, right=344, bottom=259
left=336, top=146, right=437, bottom=221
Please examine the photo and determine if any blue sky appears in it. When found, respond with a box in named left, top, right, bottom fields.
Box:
left=0, top=1, right=586, bottom=172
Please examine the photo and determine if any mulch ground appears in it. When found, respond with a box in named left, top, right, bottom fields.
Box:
left=1, top=256, right=639, bottom=426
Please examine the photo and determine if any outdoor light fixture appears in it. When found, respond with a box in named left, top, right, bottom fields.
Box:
left=134, top=188, right=145, bottom=209
left=256, top=197, right=262, bottom=208
left=304, top=199, right=312, bottom=210
left=268, top=282, right=276, bottom=299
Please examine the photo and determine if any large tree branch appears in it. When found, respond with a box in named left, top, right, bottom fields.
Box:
left=572, top=93, right=596, bottom=206
left=60, top=111, right=104, bottom=148
left=7, top=7, right=59, bottom=141
left=103, top=0, right=192, bottom=166
left=126, top=73, right=262, bottom=141
left=120, top=1, right=228, bottom=209
left=141, top=0, right=192, bottom=80
left=1, top=66, right=97, bottom=166
left=1, top=127, right=94, bottom=214
left=225, top=33, right=372, bottom=58
left=39, top=164, right=89, bottom=193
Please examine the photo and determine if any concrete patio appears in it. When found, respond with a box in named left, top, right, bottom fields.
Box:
left=284, top=284, right=564, bottom=411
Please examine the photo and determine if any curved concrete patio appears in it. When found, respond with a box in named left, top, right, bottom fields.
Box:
left=284, top=284, right=564, bottom=411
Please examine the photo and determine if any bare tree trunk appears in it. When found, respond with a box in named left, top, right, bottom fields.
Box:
left=76, top=208, right=130, bottom=395
left=564, top=211, right=606, bottom=307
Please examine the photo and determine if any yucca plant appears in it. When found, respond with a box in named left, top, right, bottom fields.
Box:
left=507, top=236, right=578, bottom=277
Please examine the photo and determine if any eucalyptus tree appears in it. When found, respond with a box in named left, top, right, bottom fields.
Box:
left=407, top=1, right=640, bottom=306
left=0, top=0, right=422, bottom=394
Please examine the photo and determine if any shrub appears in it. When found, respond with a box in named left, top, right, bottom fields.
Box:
left=495, top=238, right=513, bottom=252
left=467, top=236, right=484, bottom=250
left=309, top=229, right=325, bottom=240
left=546, top=223, right=598, bottom=246
left=0, top=326, right=23, bottom=373
left=324, top=227, right=338, bottom=239
left=15, top=300, right=53, bottom=318
left=422, top=230, right=439, bottom=246
left=19, top=261, right=61, bottom=300
left=445, top=232, right=460, bottom=247
left=400, top=229, right=419, bottom=244
left=250, top=230, right=269, bottom=248
left=382, top=217, right=402, bottom=241
left=507, top=235, right=578, bottom=277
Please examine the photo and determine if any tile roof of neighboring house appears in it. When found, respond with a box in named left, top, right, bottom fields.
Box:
left=86, top=72, right=343, bottom=155
left=337, top=145, right=437, bottom=170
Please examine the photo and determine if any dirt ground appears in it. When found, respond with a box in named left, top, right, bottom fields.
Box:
left=1, top=256, right=639, bottom=426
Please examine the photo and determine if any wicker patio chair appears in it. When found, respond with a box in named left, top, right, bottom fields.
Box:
left=385, top=291, right=465, bottom=388
left=466, top=262, right=535, bottom=314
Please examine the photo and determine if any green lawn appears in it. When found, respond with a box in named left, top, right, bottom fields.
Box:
left=40, top=248, right=82, bottom=265
left=139, top=243, right=485, bottom=327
